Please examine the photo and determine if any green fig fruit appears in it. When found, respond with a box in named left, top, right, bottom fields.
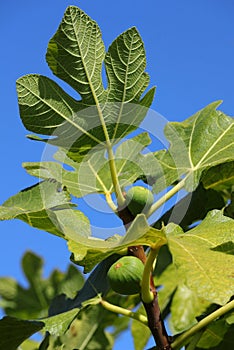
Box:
left=126, top=186, right=154, bottom=216
left=107, top=256, right=144, bottom=295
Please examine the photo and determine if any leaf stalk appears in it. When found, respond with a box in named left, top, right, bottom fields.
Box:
left=106, top=144, right=126, bottom=206
left=105, top=192, right=118, bottom=212
left=94, top=102, right=126, bottom=207
left=147, top=178, right=186, bottom=218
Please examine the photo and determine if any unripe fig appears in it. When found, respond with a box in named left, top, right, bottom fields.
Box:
left=126, top=186, right=154, bottom=216
left=107, top=256, right=144, bottom=295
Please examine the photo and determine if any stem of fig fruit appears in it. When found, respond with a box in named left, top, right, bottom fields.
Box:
left=100, top=299, right=148, bottom=326
left=141, top=247, right=157, bottom=304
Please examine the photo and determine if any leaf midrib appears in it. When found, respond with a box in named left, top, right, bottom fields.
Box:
left=70, top=14, right=111, bottom=148
left=111, top=33, right=134, bottom=140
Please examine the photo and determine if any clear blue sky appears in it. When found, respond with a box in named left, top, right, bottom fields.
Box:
left=0, top=0, right=234, bottom=348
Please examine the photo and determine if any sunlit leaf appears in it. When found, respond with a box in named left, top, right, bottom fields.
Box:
left=20, top=339, right=39, bottom=350
left=167, top=210, right=234, bottom=305
left=226, top=312, right=234, bottom=325
left=41, top=308, right=80, bottom=336
left=0, top=180, right=91, bottom=241
left=46, top=7, right=105, bottom=105
left=23, top=132, right=152, bottom=197
left=17, top=6, right=155, bottom=163
left=1, top=5, right=234, bottom=350
left=69, top=214, right=167, bottom=272
left=0, top=180, right=71, bottom=238
left=148, top=102, right=234, bottom=192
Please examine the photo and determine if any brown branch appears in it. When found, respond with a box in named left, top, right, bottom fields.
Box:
left=117, top=204, right=172, bottom=350
left=144, top=293, right=172, bottom=350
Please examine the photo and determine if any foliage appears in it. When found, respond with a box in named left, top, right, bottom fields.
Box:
left=0, top=6, right=234, bottom=350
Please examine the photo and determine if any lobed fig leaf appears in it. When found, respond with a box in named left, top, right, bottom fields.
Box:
left=107, top=256, right=144, bottom=295
left=126, top=186, right=154, bottom=216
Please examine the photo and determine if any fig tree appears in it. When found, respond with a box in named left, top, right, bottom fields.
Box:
left=126, top=186, right=154, bottom=216
left=107, top=256, right=144, bottom=295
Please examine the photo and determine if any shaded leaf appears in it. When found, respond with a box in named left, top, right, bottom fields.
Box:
left=48, top=255, right=119, bottom=315
left=170, top=284, right=210, bottom=334
left=211, top=241, right=234, bottom=255
left=57, top=265, right=84, bottom=299
left=167, top=210, right=234, bottom=305
left=41, top=308, right=80, bottom=336
left=131, top=305, right=151, bottom=350
left=0, top=317, right=43, bottom=350
left=156, top=264, right=179, bottom=313
left=59, top=305, right=113, bottom=350
left=196, top=318, right=232, bottom=349
left=202, top=161, right=234, bottom=192
left=153, top=184, right=225, bottom=231
left=0, top=251, right=84, bottom=319
left=154, top=244, right=172, bottom=277
left=224, top=191, right=234, bottom=219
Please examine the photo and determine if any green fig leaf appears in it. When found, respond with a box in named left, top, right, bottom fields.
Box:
left=69, top=214, right=167, bottom=272
left=0, top=180, right=90, bottom=239
left=17, top=6, right=155, bottom=163
left=0, top=317, right=43, bottom=350
left=201, top=161, right=234, bottom=192
left=144, top=102, right=234, bottom=193
left=23, top=132, right=152, bottom=197
left=167, top=210, right=234, bottom=305
left=0, top=251, right=84, bottom=319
